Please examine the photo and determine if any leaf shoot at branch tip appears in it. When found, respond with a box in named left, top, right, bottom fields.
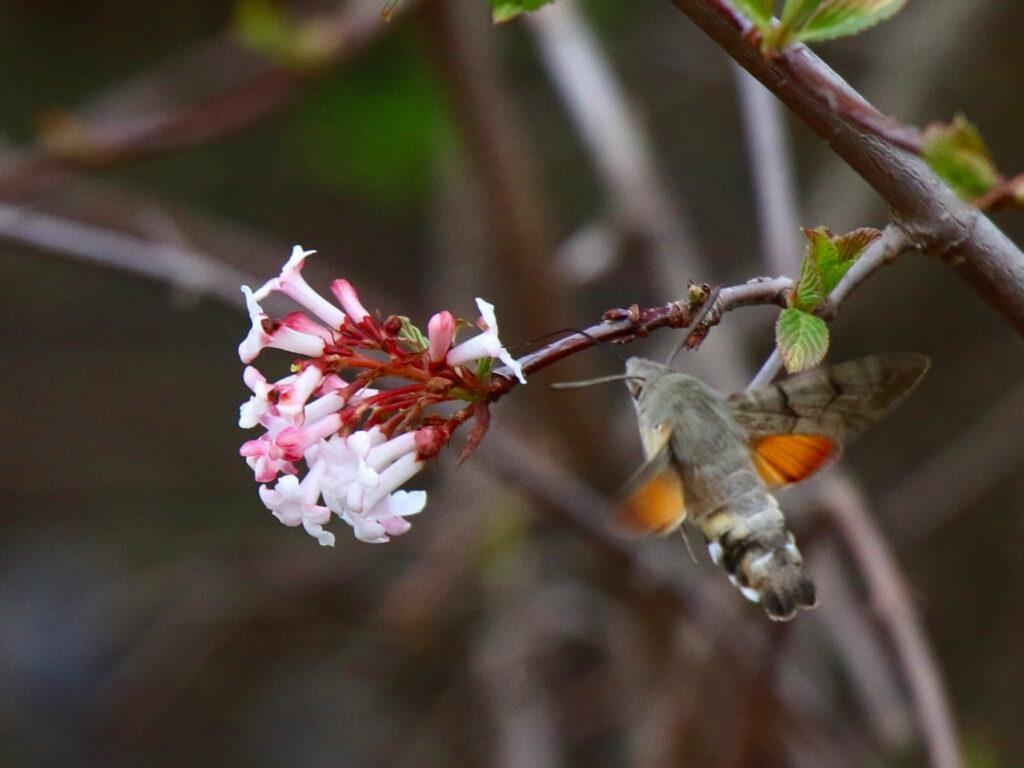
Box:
left=922, top=114, right=1001, bottom=201
left=738, top=0, right=910, bottom=51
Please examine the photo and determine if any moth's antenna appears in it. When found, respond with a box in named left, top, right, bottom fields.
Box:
left=679, top=526, right=698, bottom=565
left=551, top=373, right=642, bottom=390
left=514, top=328, right=626, bottom=362
left=666, top=286, right=722, bottom=368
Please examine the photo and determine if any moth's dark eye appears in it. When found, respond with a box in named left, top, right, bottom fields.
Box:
left=627, top=380, right=644, bottom=399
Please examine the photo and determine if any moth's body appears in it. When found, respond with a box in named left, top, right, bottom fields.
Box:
left=619, top=354, right=929, bottom=620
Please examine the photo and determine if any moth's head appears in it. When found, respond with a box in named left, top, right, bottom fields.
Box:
left=623, top=357, right=669, bottom=400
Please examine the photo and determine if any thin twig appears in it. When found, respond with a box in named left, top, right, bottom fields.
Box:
left=0, top=0, right=410, bottom=200
left=525, top=1, right=751, bottom=387
left=489, top=277, right=793, bottom=394
left=0, top=202, right=257, bottom=306
left=734, top=65, right=803, bottom=277
left=881, top=377, right=1024, bottom=545
left=822, top=475, right=962, bottom=768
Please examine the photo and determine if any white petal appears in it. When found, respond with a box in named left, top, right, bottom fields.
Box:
left=497, top=349, right=527, bottom=384
left=375, top=490, right=427, bottom=519
left=475, top=297, right=499, bottom=333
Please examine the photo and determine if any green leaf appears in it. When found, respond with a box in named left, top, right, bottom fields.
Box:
left=476, top=356, right=493, bottom=382
left=801, top=226, right=881, bottom=295
left=796, top=0, right=908, bottom=42
left=776, top=308, right=829, bottom=373
left=397, top=316, right=428, bottom=352
left=291, top=37, right=454, bottom=207
left=793, top=249, right=824, bottom=311
left=490, top=0, right=555, bottom=23
left=922, top=115, right=1001, bottom=200
left=780, top=0, right=823, bottom=28
left=732, top=0, right=775, bottom=30
left=832, top=227, right=881, bottom=264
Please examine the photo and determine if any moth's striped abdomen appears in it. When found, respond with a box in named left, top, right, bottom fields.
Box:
left=700, top=490, right=816, bottom=621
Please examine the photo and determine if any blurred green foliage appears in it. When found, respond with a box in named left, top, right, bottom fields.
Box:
left=290, top=34, right=456, bottom=207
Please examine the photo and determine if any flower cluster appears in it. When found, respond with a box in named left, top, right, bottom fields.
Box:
left=238, top=246, right=525, bottom=546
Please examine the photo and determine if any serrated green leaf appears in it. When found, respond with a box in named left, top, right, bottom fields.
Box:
left=922, top=115, right=1001, bottom=200
left=732, top=0, right=775, bottom=30
left=796, top=0, right=907, bottom=42
left=776, top=308, right=829, bottom=373
left=832, top=227, right=881, bottom=263
left=780, top=0, right=823, bottom=31
left=397, top=316, right=428, bottom=352
left=822, top=227, right=880, bottom=291
left=490, top=0, right=554, bottom=23
left=793, top=250, right=825, bottom=311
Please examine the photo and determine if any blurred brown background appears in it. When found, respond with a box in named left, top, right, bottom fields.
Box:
left=2, top=0, right=1024, bottom=766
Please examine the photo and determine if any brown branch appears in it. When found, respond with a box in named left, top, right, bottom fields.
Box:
left=489, top=277, right=793, bottom=396
left=664, top=0, right=1024, bottom=337
left=821, top=475, right=962, bottom=768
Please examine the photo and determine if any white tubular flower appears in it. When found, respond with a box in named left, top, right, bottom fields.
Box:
left=239, top=366, right=276, bottom=429
left=341, top=490, right=426, bottom=544
left=318, top=430, right=384, bottom=509
left=276, top=364, right=323, bottom=421
left=446, top=298, right=526, bottom=384
left=302, top=392, right=346, bottom=425
left=258, top=462, right=335, bottom=547
left=254, top=246, right=347, bottom=330
left=238, top=286, right=326, bottom=363
left=314, top=429, right=427, bottom=544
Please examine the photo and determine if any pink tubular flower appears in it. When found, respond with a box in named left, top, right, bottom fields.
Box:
left=238, top=286, right=326, bottom=364
left=447, top=298, right=526, bottom=383
left=427, top=311, right=457, bottom=364
left=240, top=436, right=297, bottom=483
left=330, top=279, right=370, bottom=322
left=254, top=246, right=347, bottom=329
left=283, top=312, right=335, bottom=343
left=272, top=413, right=344, bottom=462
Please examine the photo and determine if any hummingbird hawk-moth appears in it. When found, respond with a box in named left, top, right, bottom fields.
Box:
left=617, top=354, right=929, bottom=621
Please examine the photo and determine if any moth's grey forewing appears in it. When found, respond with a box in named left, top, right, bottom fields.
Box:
left=729, top=353, right=930, bottom=444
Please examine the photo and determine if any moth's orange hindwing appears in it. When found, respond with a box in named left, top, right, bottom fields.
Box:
left=752, top=433, right=836, bottom=487
left=615, top=449, right=686, bottom=536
